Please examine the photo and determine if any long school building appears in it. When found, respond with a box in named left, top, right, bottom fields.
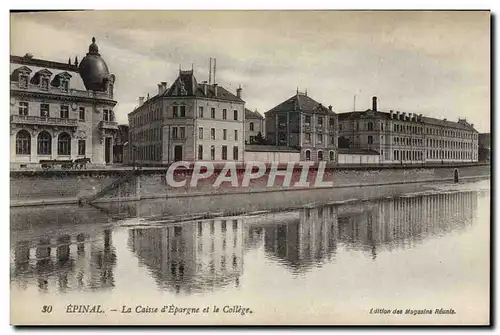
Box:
left=128, top=69, right=245, bottom=165
left=338, top=97, right=479, bottom=164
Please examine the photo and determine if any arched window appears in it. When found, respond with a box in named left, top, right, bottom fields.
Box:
left=305, top=150, right=311, bottom=161
left=16, top=130, right=31, bottom=155
left=58, top=132, right=71, bottom=155
left=37, top=131, right=52, bottom=155
left=317, top=150, right=323, bottom=161
left=329, top=150, right=335, bottom=161
left=249, top=122, right=254, bottom=131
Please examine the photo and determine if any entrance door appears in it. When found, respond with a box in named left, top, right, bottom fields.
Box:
left=105, top=137, right=111, bottom=164
left=174, top=145, right=183, bottom=162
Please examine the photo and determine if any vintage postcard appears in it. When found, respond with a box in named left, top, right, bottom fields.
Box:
left=9, top=10, right=491, bottom=325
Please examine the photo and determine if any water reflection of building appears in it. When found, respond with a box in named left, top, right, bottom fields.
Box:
left=128, top=218, right=244, bottom=294
left=259, top=207, right=338, bottom=273
left=250, top=191, right=478, bottom=271
left=11, top=229, right=116, bottom=293
left=336, top=191, right=478, bottom=258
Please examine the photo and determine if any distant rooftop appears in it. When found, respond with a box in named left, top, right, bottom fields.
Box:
left=266, top=91, right=334, bottom=115
left=338, top=110, right=477, bottom=131
left=245, top=108, right=264, bottom=119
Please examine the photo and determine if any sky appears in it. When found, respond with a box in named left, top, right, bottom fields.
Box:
left=10, top=10, right=491, bottom=132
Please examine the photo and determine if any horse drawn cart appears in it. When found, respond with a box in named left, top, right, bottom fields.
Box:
left=40, top=158, right=91, bottom=170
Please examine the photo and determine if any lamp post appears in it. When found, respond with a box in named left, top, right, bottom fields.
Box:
left=132, top=144, right=137, bottom=171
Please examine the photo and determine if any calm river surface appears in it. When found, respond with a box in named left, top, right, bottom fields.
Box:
left=10, top=179, right=490, bottom=325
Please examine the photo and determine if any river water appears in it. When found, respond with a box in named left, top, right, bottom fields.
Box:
left=10, top=179, right=490, bottom=325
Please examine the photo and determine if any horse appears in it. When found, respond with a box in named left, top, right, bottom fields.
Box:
left=74, top=157, right=91, bottom=170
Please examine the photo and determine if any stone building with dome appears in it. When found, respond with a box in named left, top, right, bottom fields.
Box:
left=10, top=37, right=118, bottom=169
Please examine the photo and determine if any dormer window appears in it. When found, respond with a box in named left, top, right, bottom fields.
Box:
left=19, top=74, right=29, bottom=88
left=61, top=80, right=69, bottom=92
left=51, top=72, right=72, bottom=93
left=41, top=77, right=49, bottom=90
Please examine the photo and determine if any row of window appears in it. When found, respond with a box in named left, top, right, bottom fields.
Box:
left=391, top=149, right=476, bottom=161
left=198, top=106, right=239, bottom=121
left=197, top=220, right=239, bottom=237
left=18, top=73, right=69, bottom=92
left=133, top=128, right=162, bottom=143
left=130, top=105, right=162, bottom=127
left=15, top=130, right=85, bottom=156
left=134, top=144, right=162, bottom=161
left=393, top=150, right=425, bottom=161
left=393, top=137, right=424, bottom=146
left=197, top=145, right=239, bottom=160
left=426, top=138, right=475, bottom=149
left=303, top=150, right=336, bottom=161
left=426, top=150, right=475, bottom=160
left=426, top=127, right=476, bottom=139
left=130, top=105, right=241, bottom=128
left=392, top=123, right=423, bottom=134
left=17, top=101, right=114, bottom=121
left=198, top=127, right=238, bottom=141
left=340, top=121, right=477, bottom=140
left=303, top=115, right=336, bottom=127
left=303, top=133, right=335, bottom=145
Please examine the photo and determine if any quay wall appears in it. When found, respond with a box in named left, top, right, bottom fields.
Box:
left=10, top=164, right=490, bottom=207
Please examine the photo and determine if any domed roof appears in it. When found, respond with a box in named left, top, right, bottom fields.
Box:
left=78, top=37, right=110, bottom=92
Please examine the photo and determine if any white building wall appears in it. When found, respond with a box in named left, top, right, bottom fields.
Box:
left=244, top=151, right=300, bottom=163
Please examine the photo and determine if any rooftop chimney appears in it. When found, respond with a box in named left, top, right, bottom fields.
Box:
left=203, top=82, right=208, bottom=96
left=402, top=112, right=407, bottom=120
left=328, top=105, right=333, bottom=111
left=390, top=110, right=394, bottom=118
left=214, top=83, right=218, bottom=96
left=408, top=113, right=413, bottom=121
left=157, top=84, right=162, bottom=95
left=236, top=85, right=242, bottom=98
left=419, top=114, right=423, bottom=121
left=138, top=96, right=145, bottom=106
left=372, top=96, right=378, bottom=112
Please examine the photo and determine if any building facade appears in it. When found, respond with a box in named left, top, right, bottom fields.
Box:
left=245, top=108, right=265, bottom=144
left=265, top=91, right=338, bottom=162
left=338, top=97, right=479, bottom=164
left=128, top=69, right=245, bottom=165
left=113, top=124, right=129, bottom=164
left=10, top=37, right=118, bottom=169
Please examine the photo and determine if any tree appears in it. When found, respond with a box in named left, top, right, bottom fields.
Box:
left=255, top=132, right=264, bottom=144
left=338, top=136, right=351, bottom=148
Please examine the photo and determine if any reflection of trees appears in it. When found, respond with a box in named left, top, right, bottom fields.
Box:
left=11, top=229, right=117, bottom=293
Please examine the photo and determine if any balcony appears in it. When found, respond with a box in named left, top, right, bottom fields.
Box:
left=170, top=136, right=187, bottom=142
left=99, top=120, right=119, bottom=130
left=11, top=115, right=78, bottom=128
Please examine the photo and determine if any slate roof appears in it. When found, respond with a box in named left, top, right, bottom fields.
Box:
left=337, top=110, right=477, bottom=131
left=265, top=92, right=334, bottom=115
left=245, top=108, right=264, bottom=119
left=11, top=55, right=78, bottom=72
left=163, top=70, right=244, bottom=103
left=338, top=148, right=380, bottom=155
left=10, top=55, right=87, bottom=91
left=245, top=145, right=300, bottom=153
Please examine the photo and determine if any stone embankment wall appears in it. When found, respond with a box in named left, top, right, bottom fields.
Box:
left=10, top=164, right=490, bottom=207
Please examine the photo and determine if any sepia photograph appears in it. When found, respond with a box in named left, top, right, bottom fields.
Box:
left=8, top=9, right=491, bottom=326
